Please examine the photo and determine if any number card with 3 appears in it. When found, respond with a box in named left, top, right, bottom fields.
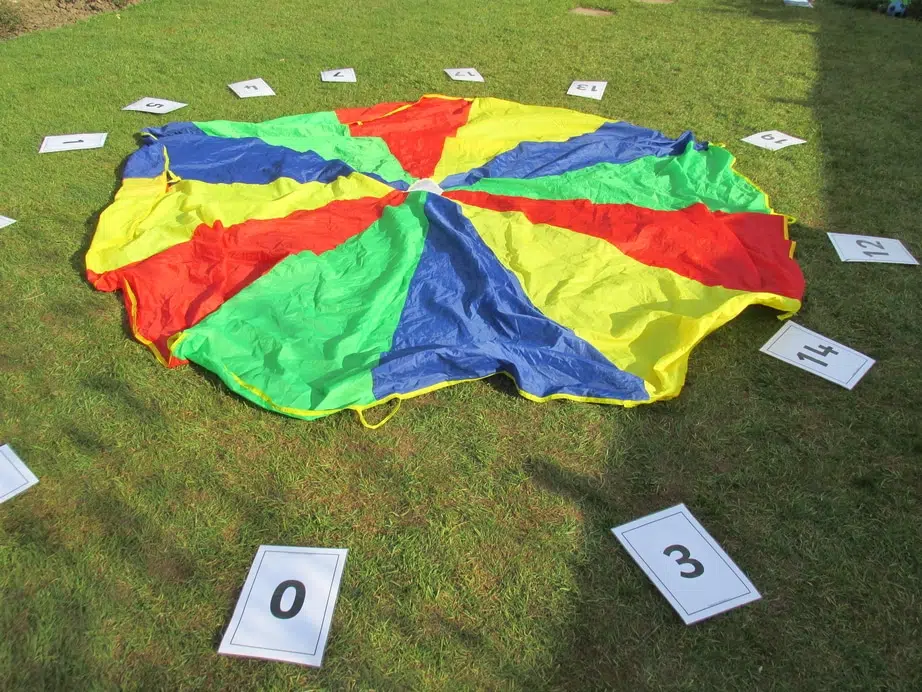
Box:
left=760, top=321, right=874, bottom=390
left=741, top=130, right=806, bottom=151
left=827, top=233, right=918, bottom=265
left=445, top=68, right=484, bottom=82
left=567, top=80, right=607, bottom=100
left=219, top=546, right=347, bottom=667
left=612, top=504, right=760, bottom=625
left=320, top=68, right=357, bottom=83
left=0, top=444, right=39, bottom=505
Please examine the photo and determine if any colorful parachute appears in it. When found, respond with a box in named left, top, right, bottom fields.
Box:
left=86, top=95, right=804, bottom=424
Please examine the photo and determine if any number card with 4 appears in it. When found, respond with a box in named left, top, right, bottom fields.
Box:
left=228, top=78, right=276, bottom=98
left=760, top=321, right=875, bottom=390
left=612, top=504, right=760, bottom=625
left=219, top=546, right=347, bottom=667
left=827, top=233, right=918, bottom=265
left=445, top=68, right=484, bottom=82
left=122, top=97, right=187, bottom=114
left=0, top=444, right=39, bottom=505
left=567, top=80, right=607, bottom=100
left=320, top=68, right=357, bottom=83
left=741, top=130, right=806, bottom=151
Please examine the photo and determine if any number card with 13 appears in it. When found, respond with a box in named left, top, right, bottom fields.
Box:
left=612, top=504, right=760, bottom=625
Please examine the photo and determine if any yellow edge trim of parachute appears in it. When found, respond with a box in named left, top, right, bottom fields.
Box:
left=201, top=368, right=649, bottom=430
left=123, top=279, right=169, bottom=367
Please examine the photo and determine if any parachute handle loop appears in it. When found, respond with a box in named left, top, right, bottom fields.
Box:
left=356, top=399, right=402, bottom=429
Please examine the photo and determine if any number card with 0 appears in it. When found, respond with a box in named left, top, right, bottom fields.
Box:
left=827, top=233, right=918, bottom=265
left=612, top=504, right=760, bottom=625
left=760, top=321, right=875, bottom=390
left=0, top=444, right=39, bottom=505
left=219, top=546, right=347, bottom=667
left=741, top=130, right=806, bottom=151
left=567, top=80, right=607, bottom=100
left=320, top=68, right=357, bottom=83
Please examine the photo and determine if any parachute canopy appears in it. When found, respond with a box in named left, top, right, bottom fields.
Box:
left=86, top=95, right=804, bottom=422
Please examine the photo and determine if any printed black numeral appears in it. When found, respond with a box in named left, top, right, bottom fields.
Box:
left=270, top=579, right=306, bottom=619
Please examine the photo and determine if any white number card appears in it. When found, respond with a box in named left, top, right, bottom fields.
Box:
left=827, top=233, right=918, bottom=265
left=612, top=504, right=760, bottom=625
left=760, top=321, right=874, bottom=389
left=445, top=68, right=484, bottom=82
left=228, top=78, right=276, bottom=98
left=0, top=445, right=38, bottom=504
left=39, top=133, right=107, bottom=153
left=219, top=546, right=347, bottom=667
left=122, top=97, right=187, bottom=114
left=784, top=0, right=813, bottom=6
left=321, top=68, right=357, bottom=83
left=0, top=215, right=16, bottom=230
left=741, top=130, right=806, bottom=151
left=567, top=80, right=607, bottom=100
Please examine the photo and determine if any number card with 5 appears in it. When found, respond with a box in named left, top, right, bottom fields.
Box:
left=827, top=233, right=918, bottom=265
left=612, top=504, right=760, bottom=625
left=760, top=321, right=875, bottom=390
left=219, top=546, right=347, bottom=667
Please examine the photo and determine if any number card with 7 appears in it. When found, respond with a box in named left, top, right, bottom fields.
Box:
left=612, top=504, right=760, bottom=625
left=219, top=546, right=347, bottom=667
left=759, top=321, right=875, bottom=390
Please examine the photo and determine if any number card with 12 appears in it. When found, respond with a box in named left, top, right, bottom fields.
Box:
left=827, top=233, right=918, bottom=265
left=612, top=504, right=760, bottom=624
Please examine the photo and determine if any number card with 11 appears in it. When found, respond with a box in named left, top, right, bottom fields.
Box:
left=612, top=504, right=760, bottom=624
left=219, top=546, right=347, bottom=667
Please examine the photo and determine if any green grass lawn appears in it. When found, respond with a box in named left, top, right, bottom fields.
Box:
left=1, top=0, right=921, bottom=688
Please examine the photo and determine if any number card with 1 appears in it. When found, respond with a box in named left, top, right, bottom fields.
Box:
left=567, top=80, right=607, bottom=100
left=320, top=68, right=357, bottom=83
left=760, top=321, right=874, bottom=389
left=741, top=130, right=806, bottom=151
left=219, top=545, right=347, bottom=667
left=122, top=97, right=188, bottom=114
left=445, top=68, right=484, bottom=82
left=228, top=78, right=276, bottom=98
left=0, top=216, right=15, bottom=230
left=612, top=504, right=760, bottom=624
left=827, top=233, right=918, bottom=265
left=0, top=444, right=39, bottom=505
left=39, top=133, right=107, bottom=153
